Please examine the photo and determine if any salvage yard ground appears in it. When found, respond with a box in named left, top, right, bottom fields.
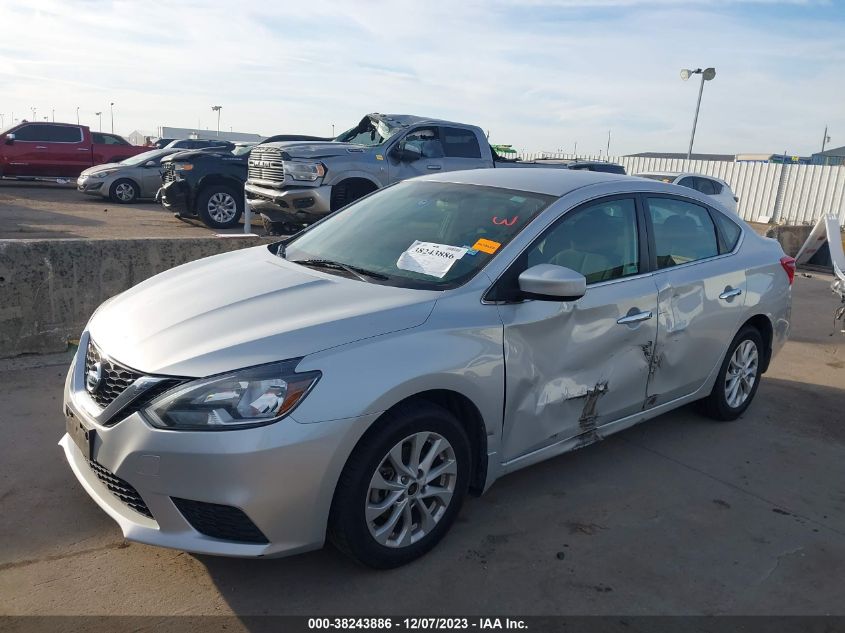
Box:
left=0, top=181, right=245, bottom=239
left=0, top=274, right=843, bottom=616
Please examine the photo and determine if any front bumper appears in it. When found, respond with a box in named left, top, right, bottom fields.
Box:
left=61, top=335, right=376, bottom=557
left=77, top=176, right=106, bottom=197
left=244, top=182, right=332, bottom=221
left=158, top=179, right=192, bottom=215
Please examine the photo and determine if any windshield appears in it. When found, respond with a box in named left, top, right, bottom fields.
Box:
left=284, top=181, right=555, bottom=290
left=120, top=149, right=165, bottom=166
left=334, top=116, right=399, bottom=146
left=232, top=144, right=255, bottom=156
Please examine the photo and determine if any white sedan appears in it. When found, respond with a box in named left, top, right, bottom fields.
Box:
left=638, top=171, right=738, bottom=214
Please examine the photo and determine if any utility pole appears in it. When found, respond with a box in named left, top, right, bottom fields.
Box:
left=76, top=107, right=80, bottom=124
left=95, top=111, right=102, bottom=131
left=606, top=130, right=611, bottom=157
left=573, top=141, right=577, bottom=157
left=109, top=102, right=114, bottom=133
left=211, top=105, right=222, bottom=137
left=51, top=109, right=55, bottom=122
left=821, top=125, right=831, bottom=153
left=31, top=107, right=36, bottom=121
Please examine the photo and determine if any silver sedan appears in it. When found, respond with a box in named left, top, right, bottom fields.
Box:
left=77, top=148, right=185, bottom=203
left=61, top=168, right=792, bottom=568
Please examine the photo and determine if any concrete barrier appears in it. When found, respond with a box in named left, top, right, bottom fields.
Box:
left=0, top=237, right=272, bottom=359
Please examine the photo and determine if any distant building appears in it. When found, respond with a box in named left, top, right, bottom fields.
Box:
left=811, top=145, right=845, bottom=166
left=158, top=126, right=265, bottom=143
left=735, top=153, right=810, bottom=164
left=624, top=151, right=735, bottom=162
left=127, top=130, right=153, bottom=146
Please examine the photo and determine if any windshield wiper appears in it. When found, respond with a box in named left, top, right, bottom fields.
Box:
left=292, top=259, right=389, bottom=281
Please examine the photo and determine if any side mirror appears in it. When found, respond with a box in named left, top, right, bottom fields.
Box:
left=518, top=264, right=586, bottom=301
left=392, top=142, right=422, bottom=162
left=144, top=160, right=157, bottom=168
left=5, top=133, right=15, bottom=145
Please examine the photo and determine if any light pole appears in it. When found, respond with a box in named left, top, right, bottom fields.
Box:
left=821, top=125, right=831, bottom=153
left=95, top=111, right=102, bottom=131
left=31, top=107, right=37, bottom=121
left=51, top=108, right=55, bottom=122
left=76, top=107, right=80, bottom=124
left=680, top=67, right=716, bottom=160
left=0, top=114, right=4, bottom=128
left=211, top=105, right=222, bottom=137
left=109, top=102, right=114, bottom=133
left=332, top=123, right=335, bottom=137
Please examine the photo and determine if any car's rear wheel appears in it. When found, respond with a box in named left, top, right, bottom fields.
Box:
left=328, top=402, right=470, bottom=568
left=197, top=186, right=243, bottom=229
left=702, top=325, right=764, bottom=421
left=109, top=179, right=138, bottom=203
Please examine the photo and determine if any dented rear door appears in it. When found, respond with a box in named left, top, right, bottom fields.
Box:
left=642, top=195, right=747, bottom=407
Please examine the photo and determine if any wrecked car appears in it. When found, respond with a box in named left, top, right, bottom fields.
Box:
left=61, top=168, right=792, bottom=568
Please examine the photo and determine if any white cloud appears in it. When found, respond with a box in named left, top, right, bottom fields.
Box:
left=0, top=0, right=841, bottom=155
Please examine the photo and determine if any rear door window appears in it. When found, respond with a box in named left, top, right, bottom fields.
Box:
left=647, top=197, right=719, bottom=268
left=441, top=127, right=482, bottom=159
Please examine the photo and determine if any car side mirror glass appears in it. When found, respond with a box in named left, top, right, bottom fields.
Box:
left=518, top=264, right=586, bottom=301
left=5, top=133, right=15, bottom=145
left=144, top=160, right=157, bottom=168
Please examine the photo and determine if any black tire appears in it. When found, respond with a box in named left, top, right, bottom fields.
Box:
left=328, top=401, right=471, bottom=569
left=701, top=325, right=764, bottom=421
left=330, top=180, right=377, bottom=212
left=197, top=185, right=243, bottom=229
left=109, top=178, right=138, bottom=204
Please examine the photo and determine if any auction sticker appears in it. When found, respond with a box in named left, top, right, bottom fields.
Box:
left=397, top=241, right=468, bottom=278
left=472, top=238, right=501, bottom=254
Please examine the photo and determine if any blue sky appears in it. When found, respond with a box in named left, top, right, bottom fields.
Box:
left=1, top=0, right=843, bottom=155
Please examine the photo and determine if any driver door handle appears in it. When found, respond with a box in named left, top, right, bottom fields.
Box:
left=426, top=164, right=442, bottom=170
left=719, top=287, right=743, bottom=300
left=617, top=310, right=653, bottom=325
left=35, top=145, right=47, bottom=149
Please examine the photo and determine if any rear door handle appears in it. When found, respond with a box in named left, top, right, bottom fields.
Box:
left=719, top=287, right=742, bottom=300
left=77, top=147, right=90, bottom=151
left=617, top=310, right=653, bottom=325
left=35, top=145, right=47, bottom=149
left=426, top=164, right=442, bottom=170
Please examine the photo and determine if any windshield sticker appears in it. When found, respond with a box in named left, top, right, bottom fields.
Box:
left=509, top=196, right=527, bottom=203
left=492, top=216, right=518, bottom=226
left=461, top=246, right=479, bottom=256
left=472, top=238, right=501, bottom=255
left=397, top=241, right=468, bottom=278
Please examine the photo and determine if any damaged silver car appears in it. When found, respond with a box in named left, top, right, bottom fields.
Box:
left=61, top=168, right=792, bottom=568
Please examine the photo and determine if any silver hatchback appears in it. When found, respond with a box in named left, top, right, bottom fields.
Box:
left=61, top=169, right=792, bottom=568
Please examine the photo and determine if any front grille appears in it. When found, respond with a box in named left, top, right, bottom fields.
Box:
left=85, top=342, right=143, bottom=409
left=172, top=498, right=269, bottom=544
left=162, top=162, right=176, bottom=183
left=248, top=146, right=285, bottom=183
left=89, top=460, right=154, bottom=519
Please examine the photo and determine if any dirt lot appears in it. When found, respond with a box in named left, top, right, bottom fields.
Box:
left=0, top=180, right=249, bottom=239
left=0, top=274, right=843, bottom=617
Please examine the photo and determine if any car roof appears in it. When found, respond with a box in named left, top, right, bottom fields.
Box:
left=417, top=167, right=631, bottom=197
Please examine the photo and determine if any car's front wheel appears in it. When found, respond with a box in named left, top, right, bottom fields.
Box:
left=329, top=402, right=470, bottom=568
left=197, top=186, right=243, bottom=229
left=702, top=325, right=764, bottom=421
left=109, top=179, right=138, bottom=203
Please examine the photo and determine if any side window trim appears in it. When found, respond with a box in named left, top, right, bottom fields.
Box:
left=705, top=206, right=743, bottom=254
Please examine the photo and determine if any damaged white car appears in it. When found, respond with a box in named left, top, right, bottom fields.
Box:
left=62, top=168, right=793, bottom=568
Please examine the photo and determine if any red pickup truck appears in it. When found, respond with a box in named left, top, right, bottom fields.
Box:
left=1, top=121, right=148, bottom=179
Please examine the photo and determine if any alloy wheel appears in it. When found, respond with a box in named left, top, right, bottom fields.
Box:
left=724, top=339, right=758, bottom=409
left=207, top=192, right=237, bottom=223
left=115, top=183, right=135, bottom=201
left=365, top=432, right=457, bottom=548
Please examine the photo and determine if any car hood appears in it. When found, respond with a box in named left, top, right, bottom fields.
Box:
left=81, top=163, right=122, bottom=176
left=265, top=141, right=375, bottom=160
left=87, top=245, right=439, bottom=378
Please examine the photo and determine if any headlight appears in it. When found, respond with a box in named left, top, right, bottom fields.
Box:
left=284, top=161, right=326, bottom=181
left=173, top=163, right=193, bottom=171
left=90, top=170, right=118, bottom=178
left=143, top=360, right=320, bottom=431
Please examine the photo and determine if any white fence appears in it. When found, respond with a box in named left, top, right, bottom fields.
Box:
left=516, top=153, right=845, bottom=226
